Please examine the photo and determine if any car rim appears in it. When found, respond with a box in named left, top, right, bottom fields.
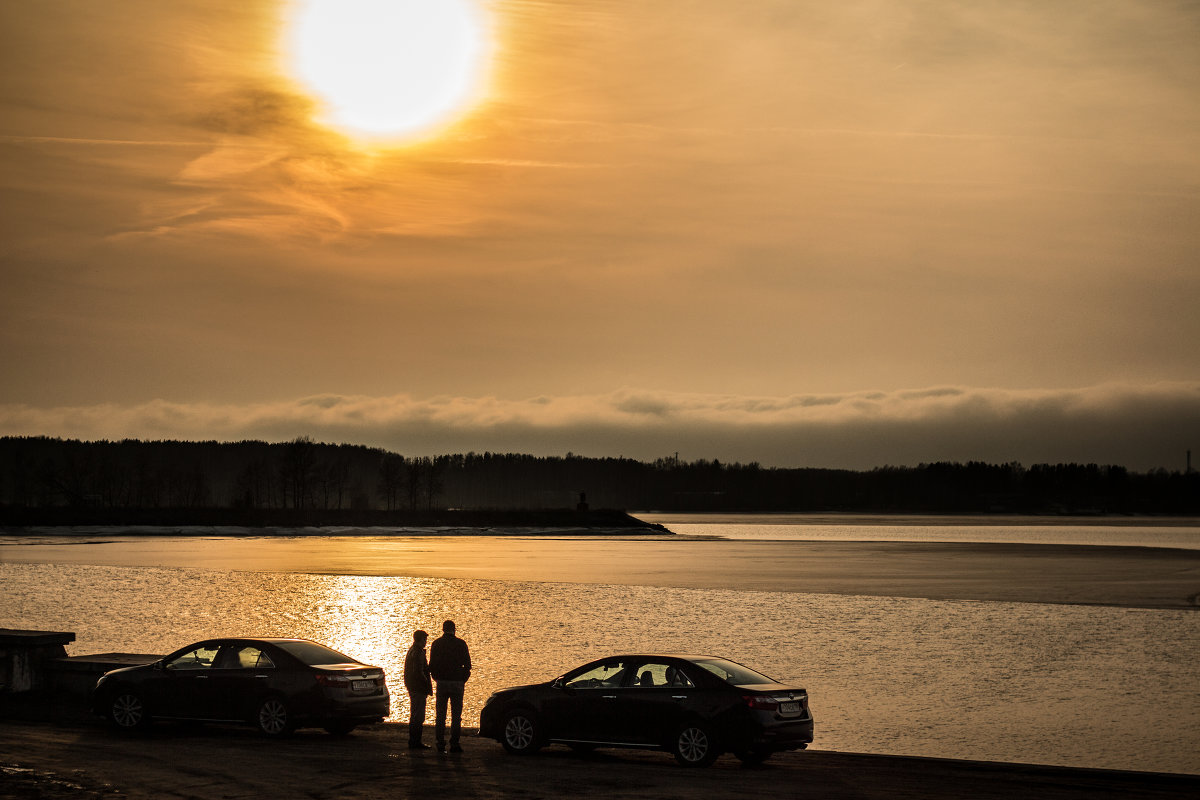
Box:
left=505, top=715, right=534, bottom=750
left=112, top=694, right=143, bottom=728
left=259, top=699, right=288, bottom=734
left=678, top=727, right=709, bottom=762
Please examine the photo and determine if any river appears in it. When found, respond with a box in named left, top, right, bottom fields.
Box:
left=1, top=515, right=1197, bottom=774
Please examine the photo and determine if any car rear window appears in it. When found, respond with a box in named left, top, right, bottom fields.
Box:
left=691, top=658, right=776, bottom=685
left=275, top=640, right=359, bottom=666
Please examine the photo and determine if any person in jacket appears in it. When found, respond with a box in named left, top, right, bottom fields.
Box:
left=428, top=619, right=471, bottom=753
left=403, top=629, right=433, bottom=749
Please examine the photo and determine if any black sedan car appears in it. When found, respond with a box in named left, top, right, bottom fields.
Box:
left=479, top=654, right=813, bottom=767
left=91, top=637, right=389, bottom=736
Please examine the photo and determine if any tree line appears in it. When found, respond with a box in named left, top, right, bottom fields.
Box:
left=0, top=436, right=1196, bottom=520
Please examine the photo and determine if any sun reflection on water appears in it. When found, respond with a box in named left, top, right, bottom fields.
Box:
left=294, top=575, right=448, bottom=722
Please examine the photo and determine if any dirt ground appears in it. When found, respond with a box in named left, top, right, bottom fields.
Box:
left=1, top=715, right=1196, bottom=800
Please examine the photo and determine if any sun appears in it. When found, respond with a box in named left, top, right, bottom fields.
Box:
left=284, top=0, right=491, bottom=142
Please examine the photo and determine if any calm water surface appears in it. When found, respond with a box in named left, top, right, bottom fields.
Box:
left=1, top=519, right=1197, bottom=774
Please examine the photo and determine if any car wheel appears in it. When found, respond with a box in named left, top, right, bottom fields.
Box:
left=501, top=709, right=541, bottom=755
left=323, top=722, right=356, bottom=736
left=672, top=722, right=719, bottom=767
left=735, top=748, right=772, bottom=766
left=255, top=697, right=295, bottom=737
left=108, top=691, right=150, bottom=732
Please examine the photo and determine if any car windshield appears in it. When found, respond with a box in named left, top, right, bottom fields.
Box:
left=691, top=658, right=777, bottom=685
left=275, top=640, right=359, bottom=666
left=563, top=660, right=628, bottom=689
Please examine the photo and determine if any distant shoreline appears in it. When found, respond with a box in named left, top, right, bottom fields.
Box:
left=0, top=525, right=669, bottom=538
left=4, top=508, right=1198, bottom=532
left=0, top=507, right=671, bottom=533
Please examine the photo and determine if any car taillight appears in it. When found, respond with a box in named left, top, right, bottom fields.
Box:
left=743, top=695, right=779, bottom=711
left=315, top=673, right=351, bottom=688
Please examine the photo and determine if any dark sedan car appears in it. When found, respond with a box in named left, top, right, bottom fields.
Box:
left=91, top=637, right=389, bottom=736
left=479, top=654, right=813, bottom=767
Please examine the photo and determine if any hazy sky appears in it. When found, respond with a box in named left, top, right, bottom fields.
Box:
left=2, top=0, right=1197, bottom=470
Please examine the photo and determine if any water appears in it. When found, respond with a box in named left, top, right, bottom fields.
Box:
left=1, top=519, right=1197, bottom=775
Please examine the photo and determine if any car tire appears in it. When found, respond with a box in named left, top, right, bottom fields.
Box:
left=323, top=722, right=356, bottom=736
left=255, top=696, right=295, bottom=737
left=500, top=709, right=541, bottom=755
left=672, top=722, right=719, bottom=767
left=108, top=691, right=150, bottom=732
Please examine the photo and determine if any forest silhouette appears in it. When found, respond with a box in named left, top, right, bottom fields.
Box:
left=0, top=436, right=1196, bottom=525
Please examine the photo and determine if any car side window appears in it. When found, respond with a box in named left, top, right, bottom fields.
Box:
left=632, top=662, right=695, bottom=688
left=564, top=661, right=627, bottom=689
left=165, top=645, right=220, bottom=671
left=233, top=646, right=275, bottom=669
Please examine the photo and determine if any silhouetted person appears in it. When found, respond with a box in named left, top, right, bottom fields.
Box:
left=404, top=629, right=433, bottom=749
left=428, top=619, right=471, bottom=753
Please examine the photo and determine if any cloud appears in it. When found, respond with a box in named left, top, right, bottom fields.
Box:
left=3, top=1, right=1198, bottom=426
left=0, top=136, right=215, bottom=147
left=1, top=382, right=1196, bottom=472
left=190, top=86, right=320, bottom=139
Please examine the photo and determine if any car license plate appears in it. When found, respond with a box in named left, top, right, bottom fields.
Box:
left=780, top=701, right=801, bottom=714
left=352, top=679, right=374, bottom=691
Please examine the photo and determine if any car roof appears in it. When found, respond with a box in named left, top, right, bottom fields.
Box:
left=180, top=637, right=317, bottom=648
left=594, top=654, right=726, bottom=662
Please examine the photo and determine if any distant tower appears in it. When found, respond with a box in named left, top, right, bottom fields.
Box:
left=577, top=491, right=589, bottom=512
left=1189, top=450, right=1193, bottom=474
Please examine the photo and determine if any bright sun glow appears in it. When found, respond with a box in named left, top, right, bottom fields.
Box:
left=286, top=0, right=490, bottom=141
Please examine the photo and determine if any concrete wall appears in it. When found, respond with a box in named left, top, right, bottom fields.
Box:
left=0, top=630, right=76, bottom=692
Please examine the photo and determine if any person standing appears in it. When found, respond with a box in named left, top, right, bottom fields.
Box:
left=428, top=619, right=471, bottom=753
left=403, top=629, right=433, bottom=749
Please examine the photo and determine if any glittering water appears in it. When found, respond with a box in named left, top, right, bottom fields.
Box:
left=2, top=543, right=1197, bottom=774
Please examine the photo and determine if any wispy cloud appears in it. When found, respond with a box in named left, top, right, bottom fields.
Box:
left=2, top=383, right=1195, bottom=472
left=0, top=135, right=218, bottom=147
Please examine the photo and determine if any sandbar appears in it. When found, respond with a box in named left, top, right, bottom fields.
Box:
left=2, top=535, right=1198, bottom=608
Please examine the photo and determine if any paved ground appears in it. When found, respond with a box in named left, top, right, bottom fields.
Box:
left=1, top=716, right=1196, bottom=800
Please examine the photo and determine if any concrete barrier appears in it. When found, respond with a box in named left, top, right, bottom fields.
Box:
left=50, top=653, right=162, bottom=698
left=1, top=629, right=160, bottom=701
left=0, top=629, right=75, bottom=692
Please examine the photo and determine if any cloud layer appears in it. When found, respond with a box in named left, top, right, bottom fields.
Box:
left=2, top=382, right=1196, bottom=472
left=2, top=1, right=1198, bottom=456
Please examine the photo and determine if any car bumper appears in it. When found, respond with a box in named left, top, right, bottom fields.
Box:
left=478, top=702, right=502, bottom=739
left=315, top=691, right=390, bottom=722
left=746, top=716, right=814, bottom=751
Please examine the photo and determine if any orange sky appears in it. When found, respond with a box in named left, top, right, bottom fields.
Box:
left=1, top=0, right=1197, bottom=469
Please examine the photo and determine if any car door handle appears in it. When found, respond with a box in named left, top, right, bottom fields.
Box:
left=671, top=695, right=688, bottom=700
left=602, top=695, right=617, bottom=699
left=195, top=675, right=209, bottom=680
left=255, top=674, right=270, bottom=679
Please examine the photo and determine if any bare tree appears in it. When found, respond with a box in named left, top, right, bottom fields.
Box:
left=422, top=457, right=444, bottom=511
left=377, top=452, right=405, bottom=511
left=280, top=436, right=317, bottom=509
